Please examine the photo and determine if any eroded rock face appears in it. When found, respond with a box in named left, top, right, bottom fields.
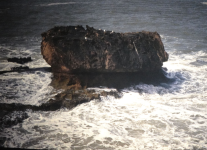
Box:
left=41, top=25, right=168, bottom=73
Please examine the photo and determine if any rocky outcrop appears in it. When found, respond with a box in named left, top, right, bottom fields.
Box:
left=41, top=25, right=168, bottom=73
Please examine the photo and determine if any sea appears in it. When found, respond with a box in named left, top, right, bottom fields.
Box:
left=0, top=0, right=207, bottom=149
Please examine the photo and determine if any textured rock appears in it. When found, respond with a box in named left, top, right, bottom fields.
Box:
left=41, top=25, right=168, bottom=73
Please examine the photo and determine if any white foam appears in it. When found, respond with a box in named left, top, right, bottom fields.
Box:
left=201, top=2, right=207, bottom=5
left=40, top=2, right=77, bottom=7
left=0, top=71, right=53, bottom=106
left=87, top=87, right=117, bottom=92
left=2, top=85, right=207, bottom=149
left=2, top=56, right=207, bottom=149
left=1, top=33, right=207, bottom=150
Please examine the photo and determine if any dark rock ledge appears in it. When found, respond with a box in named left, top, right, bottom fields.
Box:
left=7, top=57, right=32, bottom=64
left=41, top=25, right=168, bottom=73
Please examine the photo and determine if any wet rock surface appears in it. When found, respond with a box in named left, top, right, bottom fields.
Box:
left=41, top=25, right=168, bottom=73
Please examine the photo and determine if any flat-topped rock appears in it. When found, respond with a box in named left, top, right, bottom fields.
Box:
left=41, top=25, right=168, bottom=73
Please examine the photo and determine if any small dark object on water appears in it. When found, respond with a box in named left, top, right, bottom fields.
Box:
left=11, top=66, right=29, bottom=71
left=7, top=57, right=32, bottom=64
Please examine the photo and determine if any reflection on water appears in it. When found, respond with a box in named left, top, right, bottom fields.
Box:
left=48, top=70, right=172, bottom=109
left=51, top=69, right=171, bottom=90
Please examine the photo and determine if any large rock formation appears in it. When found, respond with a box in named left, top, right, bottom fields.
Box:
left=41, top=25, right=168, bottom=73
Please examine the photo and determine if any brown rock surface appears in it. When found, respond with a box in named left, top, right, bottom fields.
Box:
left=41, top=25, right=168, bottom=73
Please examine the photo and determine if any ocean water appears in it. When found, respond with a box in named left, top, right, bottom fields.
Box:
left=0, top=0, right=207, bottom=149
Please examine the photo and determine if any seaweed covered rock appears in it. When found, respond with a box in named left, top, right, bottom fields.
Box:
left=41, top=25, right=168, bottom=73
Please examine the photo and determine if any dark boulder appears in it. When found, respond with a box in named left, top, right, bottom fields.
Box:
left=10, top=66, right=29, bottom=71
left=7, top=57, right=32, bottom=64
left=41, top=25, right=168, bottom=73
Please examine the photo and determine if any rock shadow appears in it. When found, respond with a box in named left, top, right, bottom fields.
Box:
left=51, top=68, right=173, bottom=91
left=0, top=68, right=177, bottom=130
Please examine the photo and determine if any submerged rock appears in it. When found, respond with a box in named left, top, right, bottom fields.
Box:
left=41, top=25, right=168, bottom=73
left=7, top=57, right=32, bottom=64
left=0, top=111, right=28, bottom=129
left=10, top=66, right=29, bottom=71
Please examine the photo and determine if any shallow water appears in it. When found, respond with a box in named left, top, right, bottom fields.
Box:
left=0, top=0, right=207, bottom=149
